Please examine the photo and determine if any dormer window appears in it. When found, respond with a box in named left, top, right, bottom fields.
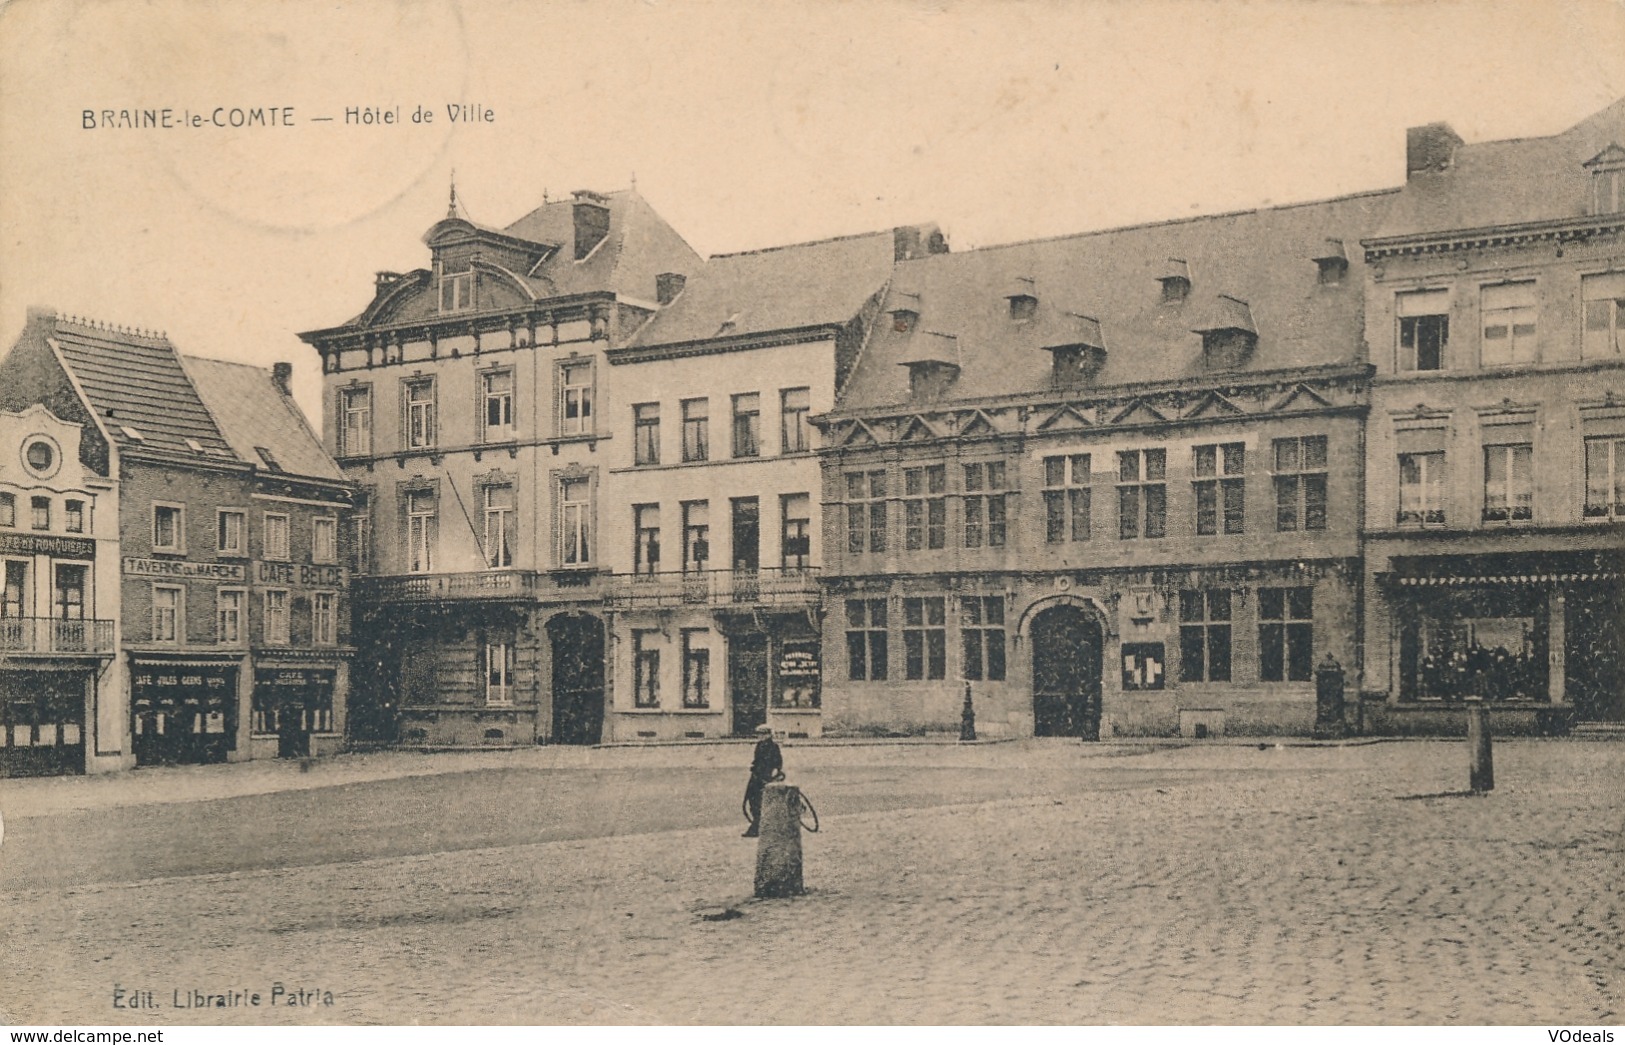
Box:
left=891, top=309, right=918, bottom=333
left=440, top=270, right=473, bottom=313
left=1005, top=278, right=1037, bottom=321
left=899, top=330, right=961, bottom=402
left=1042, top=314, right=1106, bottom=390
left=1313, top=240, right=1349, bottom=286
left=1158, top=259, right=1191, bottom=303
left=908, top=362, right=958, bottom=401
left=1586, top=145, right=1625, bottom=215
left=1193, top=296, right=1257, bottom=369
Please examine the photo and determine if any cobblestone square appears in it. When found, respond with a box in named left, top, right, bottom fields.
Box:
left=0, top=738, right=1619, bottom=1025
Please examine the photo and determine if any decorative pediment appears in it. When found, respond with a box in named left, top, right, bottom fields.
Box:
left=473, top=468, right=517, bottom=487
left=1583, top=144, right=1625, bottom=169
left=897, top=415, right=941, bottom=443
left=838, top=420, right=881, bottom=448
left=958, top=410, right=1000, bottom=438
left=1110, top=398, right=1169, bottom=426
left=1036, top=404, right=1093, bottom=432
left=1269, top=383, right=1334, bottom=413
left=1183, top=390, right=1247, bottom=420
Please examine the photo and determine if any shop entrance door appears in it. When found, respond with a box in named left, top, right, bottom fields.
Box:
left=549, top=614, right=604, bottom=745
left=730, top=633, right=768, bottom=736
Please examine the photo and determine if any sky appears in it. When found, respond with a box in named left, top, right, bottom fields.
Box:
left=2, top=0, right=1623, bottom=421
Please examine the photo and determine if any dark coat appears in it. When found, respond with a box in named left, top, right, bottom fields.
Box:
left=749, top=736, right=783, bottom=782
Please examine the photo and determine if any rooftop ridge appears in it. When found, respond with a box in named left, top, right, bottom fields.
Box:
left=708, top=227, right=902, bottom=260
left=53, top=313, right=172, bottom=343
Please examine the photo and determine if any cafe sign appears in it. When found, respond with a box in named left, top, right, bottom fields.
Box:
left=123, top=557, right=246, bottom=581
left=2, top=533, right=96, bottom=558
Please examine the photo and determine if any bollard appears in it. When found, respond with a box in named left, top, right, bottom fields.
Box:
left=960, top=681, right=977, bottom=742
left=1313, top=653, right=1346, bottom=739
left=754, top=782, right=804, bottom=898
left=1466, top=698, right=1494, bottom=793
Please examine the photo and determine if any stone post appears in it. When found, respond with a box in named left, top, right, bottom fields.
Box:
left=1466, top=697, right=1494, bottom=793
left=960, top=681, right=977, bottom=742
left=754, top=783, right=804, bottom=899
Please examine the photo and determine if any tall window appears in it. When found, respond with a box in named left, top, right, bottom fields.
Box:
left=780, top=493, right=811, bottom=569
left=483, top=484, right=516, bottom=567
left=52, top=564, right=84, bottom=622
left=845, top=470, right=887, bottom=554
left=405, top=378, right=436, bottom=450
left=0, top=493, right=13, bottom=527
left=218, top=510, right=246, bottom=555
left=30, top=497, right=49, bottom=531
left=633, top=504, right=661, bottom=575
left=482, top=370, right=515, bottom=440
left=351, top=514, right=372, bottom=574
left=1398, top=452, right=1447, bottom=526
left=902, top=596, right=946, bottom=680
left=559, top=477, right=591, bottom=565
left=1044, top=453, right=1091, bottom=543
left=340, top=386, right=372, bottom=456
left=312, top=592, right=337, bottom=646
left=1584, top=437, right=1625, bottom=520
left=682, top=630, right=711, bottom=708
left=682, top=501, right=710, bottom=571
left=64, top=499, right=86, bottom=534
left=1273, top=436, right=1328, bottom=531
left=153, top=504, right=183, bottom=552
left=439, top=270, right=472, bottom=312
left=1582, top=273, right=1625, bottom=359
left=681, top=398, right=709, bottom=462
left=406, top=489, right=437, bottom=573
left=152, top=585, right=181, bottom=643
left=263, top=589, right=290, bottom=644
left=1194, top=443, right=1245, bottom=536
left=1483, top=444, right=1533, bottom=523
left=732, top=392, right=761, bottom=458
left=1397, top=289, right=1449, bottom=371
left=845, top=598, right=888, bottom=681
left=2, top=561, right=24, bottom=617
left=1117, top=449, right=1166, bottom=539
left=1259, top=587, right=1314, bottom=682
left=264, top=513, right=290, bottom=561
left=1178, top=590, right=1232, bottom=683
left=960, top=595, right=1006, bottom=681
left=559, top=361, right=593, bottom=436
left=633, top=403, right=660, bottom=465
left=781, top=387, right=811, bottom=453
left=485, top=642, right=513, bottom=705
left=217, top=589, right=245, bottom=646
left=903, top=465, right=946, bottom=551
left=1480, top=282, right=1537, bottom=366
left=633, top=631, right=660, bottom=708
left=963, top=462, right=1007, bottom=548
left=312, top=517, right=338, bottom=563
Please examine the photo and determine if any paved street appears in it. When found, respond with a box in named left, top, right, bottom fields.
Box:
left=0, top=739, right=1619, bottom=1025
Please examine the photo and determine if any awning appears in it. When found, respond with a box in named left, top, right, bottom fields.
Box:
left=1384, top=571, right=1622, bottom=587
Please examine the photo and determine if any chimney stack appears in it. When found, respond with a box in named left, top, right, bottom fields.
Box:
left=272, top=362, right=293, bottom=396
left=1406, top=123, right=1464, bottom=178
left=572, top=190, right=611, bottom=260
left=656, top=272, right=687, bottom=305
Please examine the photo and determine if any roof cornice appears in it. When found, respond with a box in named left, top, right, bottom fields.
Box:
left=1362, top=212, right=1625, bottom=259
left=606, top=324, right=844, bottom=365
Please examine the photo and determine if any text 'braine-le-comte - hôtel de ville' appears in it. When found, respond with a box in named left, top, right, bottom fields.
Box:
left=2, top=97, right=1623, bottom=777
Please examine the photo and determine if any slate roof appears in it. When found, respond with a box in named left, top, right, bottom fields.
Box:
left=626, top=229, right=908, bottom=348
left=1372, top=96, right=1625, bottom=240
left=180, top=356, right=345, bottom=482
left=835, top=189, right=1397, bottom=412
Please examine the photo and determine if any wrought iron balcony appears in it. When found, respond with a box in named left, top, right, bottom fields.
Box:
left=0, top=617, right=116, bottom=655
left=607, top=567, right=821, bottom=609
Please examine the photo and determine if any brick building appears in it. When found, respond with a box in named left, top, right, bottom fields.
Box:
left=817, top=192, right=1394, bottom=738
left=0, top=311, right=355, bottom=766
left=1359, top=99, right=1625, bottom=732
left=299, top=188, right=701, bottom=746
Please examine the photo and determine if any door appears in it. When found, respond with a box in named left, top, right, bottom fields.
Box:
left=730, top=498, right=760, bottom=602
left=1568, top=585, right=1625, bottom=721
left=1031, top=604, right=1103, bottom=739
left=549, top=614, right=604, bottom=744
left=730, top=632, right=768, bottom=736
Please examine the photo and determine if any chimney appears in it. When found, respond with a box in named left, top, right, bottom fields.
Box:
left=1406, top=122, right=1463, bottom=178
left=272, top=362, right=293, bottom=396
left=572, top=190, right=611, bottom=260
left=656, top=272, right=687, bottom=305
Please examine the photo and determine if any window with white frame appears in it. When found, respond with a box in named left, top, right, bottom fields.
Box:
left=781, top=493, right=811, bottom=569
left=152, top=585, right=182, bottom=643
left=1397, top=289, right=1450, bottom=371
left=312, top=517, right=337, bottom=563
left=1480, top=282, right=1538, bottom=366
left=264, top=513, right=290, bottom=561
left=781, top=387, right=811, bottom=453
left=1194, top=442, right=1245, bottom=535
left=681, top=397, right=709, bottom=462
left=481, top=484, right=516, bottom=568
left=1582, top=272, right=1625, bottom=359
left=153, top=504, right=184, bottom=552
left=1483, top=443, right=1533, bottom=523
left=1585, top=436, right=1625, bottom=520
left=558, top=476, right=592, bottom=566
left=3, top=560, right=26, bottom=617
left=633, top=631, right=660, bottom=708
left=440, top=269, right=473, bottom=313
left=681, top=630, right=710, bottom=708
left=217, top=509, right=247, bottom=555
left=482, top=369, right=515, bottom=440
left=732, top=392, right=761, bottom=458
left=53, top=564, right=84, bottom=623
left=681, top=500, right=710, bottom=572
left=0, top=493, right=14, bottom=528
left=30, top=497, right=49, bottom=531
left=340, top=385, right=372, bottom=456
left=633, top=504, right=661, bottom=575
left=484, top=641, right=514, bottom=705
left=64, top=499, right=86, bottom=534
left=406, top=489, right=437, bottom=573
left=312, top=591, right=337, bottom=646
left=1044, top=454, right=1091, bottom=543
left=1398, top=450, right=1448, bottom=527
left=559, top=361, right=594, bottom=436
left=217, top=589, right=245, bottom=646
left=263, top=589, right=290, bottom=645
left=1593, top=165, right=1623, bottom=215
left=633, top=403, right=660, bottom=465
left=405, top=378, right=437, bottom=450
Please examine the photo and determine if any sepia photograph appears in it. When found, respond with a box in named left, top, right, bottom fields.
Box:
left=0, top=0, right=1621, bottom=1031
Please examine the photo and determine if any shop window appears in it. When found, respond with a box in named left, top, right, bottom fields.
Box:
left=558, top=361, right=594, bottom=436
left=1178, top=590, right=1232, bottom=683
left=217, top=510, right=246, bottom=555
left=960, top=595, right=1005, bottom=681
left=485, top=642, right=514, bottom=706
left=1404, top=610, right=1543, bottom=701
left=781, top=387, right=811, bottom=454
left=339, top=385, right=372, bottom=456
left=1483, top=444, right=1533, bottom=523
left=153, top=504, right=184, bottom=552
left=732, top=392, right=761, bottom=458
left=1585, top=437, right=1625, bottom=520
left=1118, top=449, right=1166, bottom=539
left=1121, top=643, right=1166, bottom=690
left=1272, top=436, right=1328, bottom=531
left=1398, top=451, right=1448, bottom=527
left=776, top=640, right=821, bottom=709
left=482, top=485, right=516, bottom=568
left=1259, top=587, right=1313, bottom=682
left=845, top=598, right=888, bottom=681
left=633, top=632, right=660, bottom=708
left=558, top=477, right=592, bottom=566
left=404, top=378, right=436, bottom=450
left=633, top=403, right=660, bottom=465
left=1397, top=289, right=1449, bottom=371
left=152, top=585, right=182, bottom=644
left=312, top=592, right=337, bottom=646
left=1583, top=272, right=1625, bottom=359
left=904, top=465, right=946, bottom=551
left=681, top=630, right=710, bottom=708
left=1043, top=454, right=1091, bottom=543
left=217, top=589, right=245, bottom=646
left=64, top=500, right=86, bottom=535
left=681, top=397, right=709, bottom=462
left=633, top=504, right=661, bottom=575
left=264, top=513, right=290, bottom=561
left=263, top=589, right=290, bottom=645
left=903, top=596, right=946, bottom=680
left=1194, top=442, right=1245, bottom=535
left=780, top=493, right=811, bottom=569
left=845, top=470, right=887, bottom=553
left=1480, top=282, right=1538, bottom=366
left=312, top=517, right=338, bottom=563
left=963, top=462, right=1008, bottom=548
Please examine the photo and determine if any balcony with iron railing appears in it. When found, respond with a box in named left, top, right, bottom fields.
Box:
left=354, top=568, right=604, bottom=604
left=607, top=567, right=822, bottom=610
left=0, top=617, right=116, bottom=656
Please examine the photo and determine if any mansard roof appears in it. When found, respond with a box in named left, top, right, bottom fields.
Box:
left=836, top=189, right=1394, bottom=411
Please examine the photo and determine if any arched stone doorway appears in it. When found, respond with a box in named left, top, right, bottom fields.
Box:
left=1029, top=602, right=1104, bottom=740
left=547, top=613, right=604, bottom=745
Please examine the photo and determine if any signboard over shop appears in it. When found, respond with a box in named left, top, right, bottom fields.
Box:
left=254, top=667, right=337, bottom=690
left=1, top=533, right=96, bottom=558
left=779, top=648, right=820, bottom=677
left=123, top=557, right=245, bottom=581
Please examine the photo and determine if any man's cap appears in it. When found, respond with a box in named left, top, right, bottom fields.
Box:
left=755, top=724, right=773, bottom=734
